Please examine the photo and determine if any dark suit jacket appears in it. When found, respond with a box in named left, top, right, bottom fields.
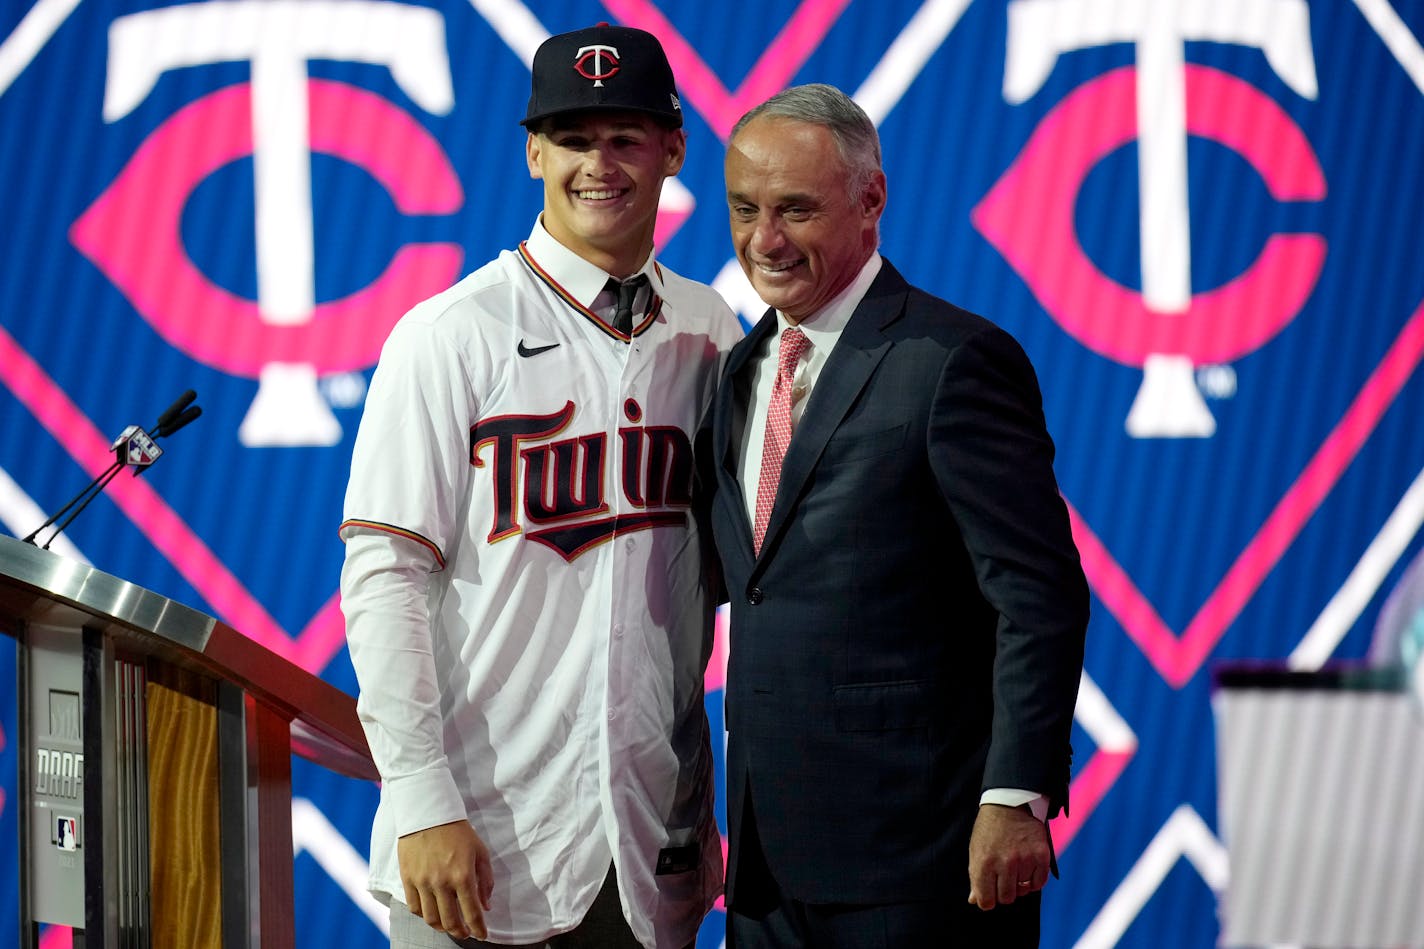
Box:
left=708, top=259, right=1089, bottom=907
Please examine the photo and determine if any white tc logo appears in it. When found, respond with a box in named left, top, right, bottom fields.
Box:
left=1003, top=0, right=1318, bottom=437
left=103, top=0, right=454, bottom=445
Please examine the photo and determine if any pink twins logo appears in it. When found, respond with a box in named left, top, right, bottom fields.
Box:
left=68, top=1, right=465, bottom=447
left=974, top=0, right=1326, bottom=438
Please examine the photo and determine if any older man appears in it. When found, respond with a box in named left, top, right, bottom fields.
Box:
left=707, top=83, right=1089, bottom=946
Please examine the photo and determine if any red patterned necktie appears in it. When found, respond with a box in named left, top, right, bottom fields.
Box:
left=752, top=326, right=810, bottom=555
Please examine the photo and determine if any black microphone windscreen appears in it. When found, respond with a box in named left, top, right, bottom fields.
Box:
left=164, top=405, right=202, bottom=437
left=155, top=389, right=197, bottom=433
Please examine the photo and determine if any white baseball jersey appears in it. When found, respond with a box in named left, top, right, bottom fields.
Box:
left=339, top=219, right=742, bottom=948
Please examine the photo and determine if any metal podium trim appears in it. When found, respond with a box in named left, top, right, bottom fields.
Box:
left=0, top=536, right=374, bottom=780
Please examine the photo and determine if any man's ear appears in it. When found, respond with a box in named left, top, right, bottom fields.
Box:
left=663, top=128, right=688, bottom=177
left=862, top=169, right=888, bottom=222
left=526, top=132, right=544, bottom=180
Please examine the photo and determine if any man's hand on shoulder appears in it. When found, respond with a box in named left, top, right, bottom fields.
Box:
left=966, top=802, right=1051, bottom=910
left=398, top=820, right=495, bottom=940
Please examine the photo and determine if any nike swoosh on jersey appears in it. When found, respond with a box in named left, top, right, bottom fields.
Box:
left=517, top=340, right=560, bottom=357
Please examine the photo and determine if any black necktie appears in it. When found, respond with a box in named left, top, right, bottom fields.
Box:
left=609, top=275, right=648, bottom=336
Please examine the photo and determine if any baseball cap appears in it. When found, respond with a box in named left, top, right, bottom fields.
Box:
left=521, top=23, right=683, bottom=129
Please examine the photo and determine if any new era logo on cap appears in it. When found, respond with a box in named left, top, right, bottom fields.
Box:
left=522, top=23, right=683, bottom=129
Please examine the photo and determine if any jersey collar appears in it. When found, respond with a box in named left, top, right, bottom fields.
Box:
left=520, top=218, right=665, bottom=341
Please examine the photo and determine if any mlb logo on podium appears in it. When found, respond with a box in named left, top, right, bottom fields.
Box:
left=53, top=815, right=78, bottom=852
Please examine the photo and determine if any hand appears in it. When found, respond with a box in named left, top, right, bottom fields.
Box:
left=398, top=820, right=495, bottom=940
left=966, top=803, right=1051, bottom=910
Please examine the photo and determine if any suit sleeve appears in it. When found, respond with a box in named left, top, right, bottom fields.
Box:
left=926, top=325, right=1089, bottom=816
left=692, top=394, right=729, bottom=608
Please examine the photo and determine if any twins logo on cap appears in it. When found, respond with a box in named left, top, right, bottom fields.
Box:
left=575, top=44, right=619, bottom=87
left=521, top=24, right=683, bottom=129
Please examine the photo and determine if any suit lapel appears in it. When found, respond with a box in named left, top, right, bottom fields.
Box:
left=714, top=309, right=778, bottom=556
left=756, top=264, right=909, bottom=564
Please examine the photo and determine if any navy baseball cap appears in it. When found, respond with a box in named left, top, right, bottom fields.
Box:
left=521, top=23, right=683, bottom=129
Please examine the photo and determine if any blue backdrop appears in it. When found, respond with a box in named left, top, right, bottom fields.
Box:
left=3, top=1, right=1424, bottom=946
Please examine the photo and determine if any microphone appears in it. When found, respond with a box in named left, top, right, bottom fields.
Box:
left=153, top=389, right=196, bottom=437
left=159, top=405, right=202, bottom=438
left=23, top=389, right=203, bottom=548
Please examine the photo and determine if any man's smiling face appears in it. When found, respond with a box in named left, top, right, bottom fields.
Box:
left=725, top=115, right=885, bottom=322
left=527, top=111, right=686, bottom=277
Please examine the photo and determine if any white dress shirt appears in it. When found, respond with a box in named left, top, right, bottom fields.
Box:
left=734, top=255, right=882, bottom=528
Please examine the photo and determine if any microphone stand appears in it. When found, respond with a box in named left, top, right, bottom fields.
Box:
left=21, top=390, right=202, bottom=550
left=20, top=459, right=124, bottom=546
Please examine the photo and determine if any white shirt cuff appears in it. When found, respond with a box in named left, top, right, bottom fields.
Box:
left=386, top=767, right=468, bottom=838
left=981, top=788, right=1049, bottom=822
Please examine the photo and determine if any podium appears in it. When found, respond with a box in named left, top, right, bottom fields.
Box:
left=1213, top=664, right=1424, bottom=948
left=0, top=535, right=377, bottom=948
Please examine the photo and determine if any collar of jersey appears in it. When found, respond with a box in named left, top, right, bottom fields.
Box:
left=520, top=222, right=664, bottom=342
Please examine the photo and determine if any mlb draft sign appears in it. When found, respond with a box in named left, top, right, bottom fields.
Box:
left=2, top=0, right=1423, bottom=946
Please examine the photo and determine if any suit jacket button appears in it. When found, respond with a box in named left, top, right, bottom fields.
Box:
left=748, top=587, right=764, bottom=605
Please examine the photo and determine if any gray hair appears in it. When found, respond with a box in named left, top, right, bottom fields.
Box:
left=729, top=83, right=882, bottom=203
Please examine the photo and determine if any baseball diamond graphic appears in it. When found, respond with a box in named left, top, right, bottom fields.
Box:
left=3, top=1, right=1424, bottom=948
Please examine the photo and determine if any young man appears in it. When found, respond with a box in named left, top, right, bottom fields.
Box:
left=340, top=24, right=740, bottom=949
left=709, top=84, right=1089, bottom=947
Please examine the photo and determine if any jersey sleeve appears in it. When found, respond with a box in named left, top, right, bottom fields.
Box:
left=340, top=314, right=479, bottom=562
left=339, top=312, right=482, bottom=834
left=340, top=529, right=467, bottom=834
